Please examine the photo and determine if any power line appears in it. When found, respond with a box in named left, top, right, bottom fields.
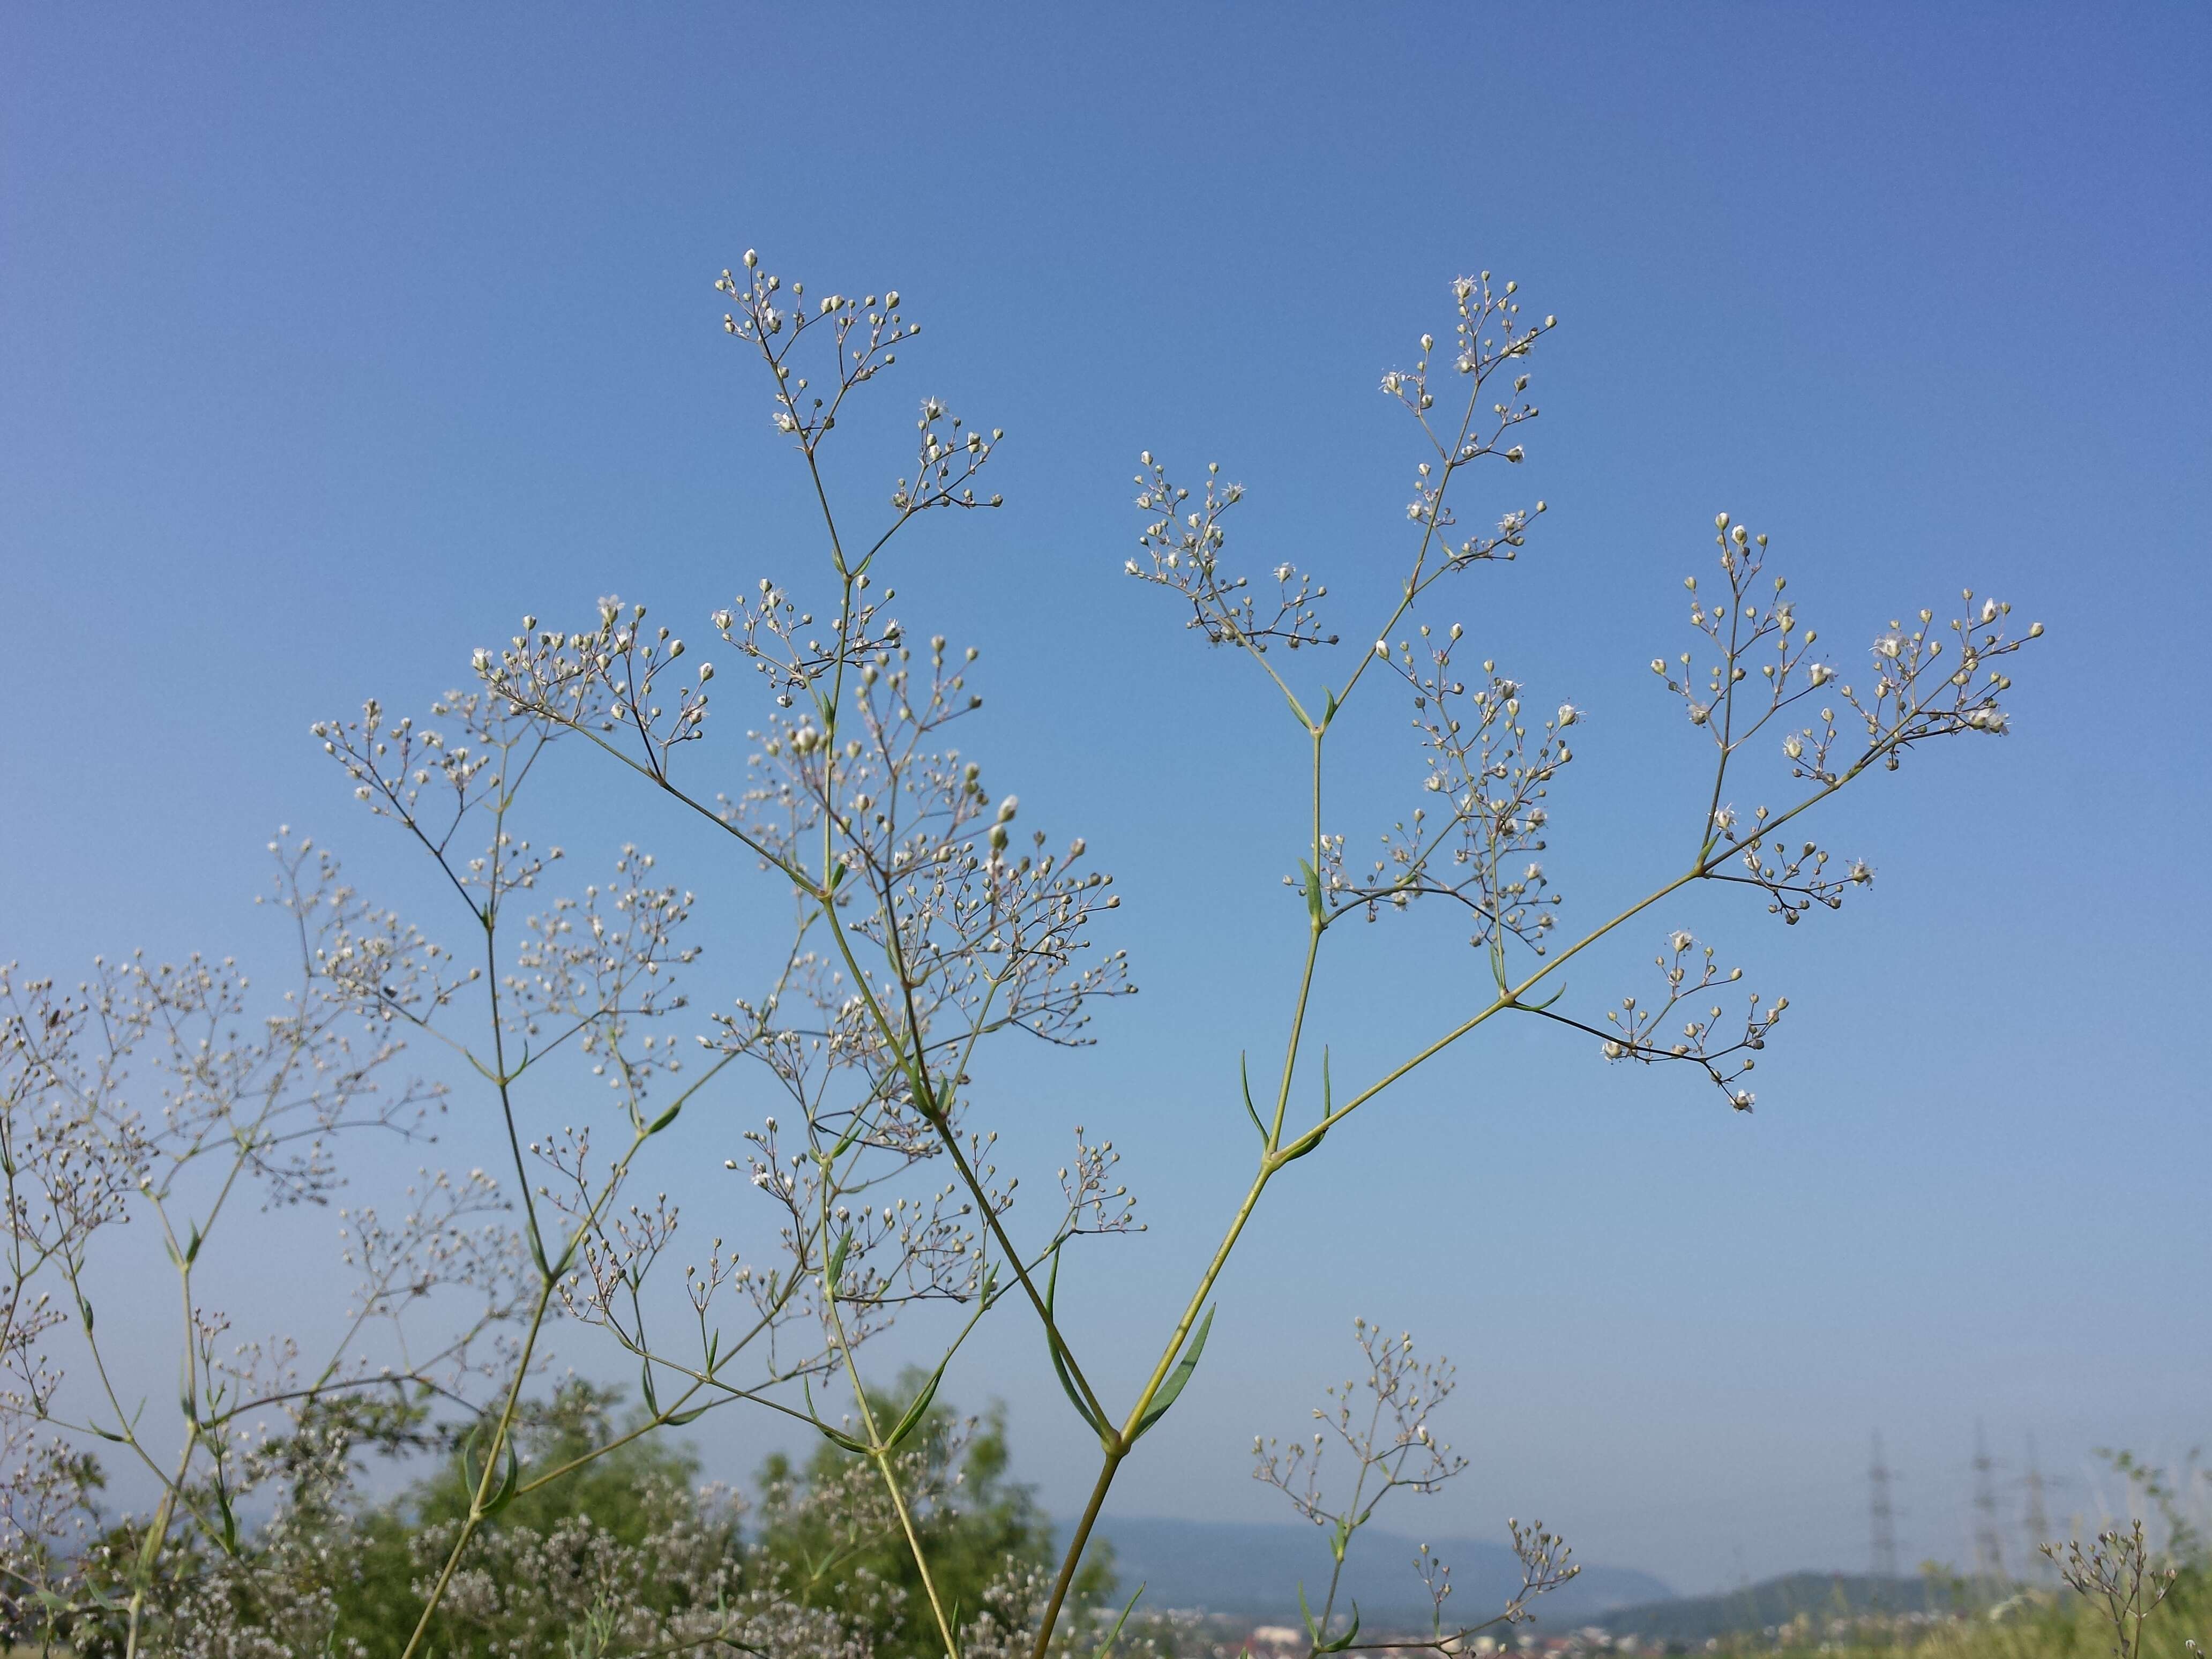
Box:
left=1870, top=1430, right=1899, bottom=1582
left=2020, top=1433, right=2056, bottom=1581
left=1972, top=1421, right=2006, bottom=1585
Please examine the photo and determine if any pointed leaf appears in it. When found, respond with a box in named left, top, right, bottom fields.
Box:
left=1043, top=1250, right=1109, bottom=1440
left=1316, top=1602, right=1363, bottom=1653
left=214, top=1481, right=240, bottom=1556
left=1240, top=1053, right=1267, bottom=1144
left=882, top=1354, right=948, bottom=1452
left=479, top=1440, right=520, bottom=1518
left=1132, top=1304, right=1214, bottom=1441
left=1090, top=1583, right=1148, bottom=1659
left=817, top=1422, right=873, bottom=1456
left=804, top=1373, right=876, bottom=1455
left=1522, top=981, right=1567, bottom=1012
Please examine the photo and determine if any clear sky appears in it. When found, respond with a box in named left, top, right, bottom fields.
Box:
left=3, top=4, right=2208, bottom=1596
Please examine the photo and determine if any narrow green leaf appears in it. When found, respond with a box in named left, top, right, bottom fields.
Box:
left=1298, top=860, right=1324, bottom=925
left=457, top=1423, right=485, bottom=1499
left=882, top=1354, right=948, bottom=1452
left=1276, top=1125, right=1327, bottom=1165
left=1043, top=1251, right=1109, bottom=1440
left=646, top=1099, right=683, bottom=1135
left=215, top=1482, right=240, bottom=1556
left=817, top=1422, right=873, bottom=1456
left=640, top=1360, right=660, bottom=1417
left=1132, top=1304, right=1214, bottom=1441
left=663, top=1404, right=709, bottom=1428
left=479, top=1441, right=521, bottom=1518
left=1239, top=1053, right=1267, bottom=1144
left=825, top=1227, right=851, bottom=1298
left=1522, top=981, right=1567, bottom=1012
left=803, top=1373, right=875, bottom=1456
left=1090, top=1583, right=1148, bottom=1659
left=76, top=1292, right=93, bottom=1334
left=183, top=1222, right=203, bottom=1265
left=1315, top=1602, right=1364, bottom=1653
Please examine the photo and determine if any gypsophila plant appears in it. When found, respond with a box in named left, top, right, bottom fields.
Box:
left=5, top=246, right=2041, bottom=1657
left=0, top=847, right=529, bottom=1651
left=1254, top=1320, right=1578, bottom=1657
left=2045, top=1521, right=2184, bottom=1659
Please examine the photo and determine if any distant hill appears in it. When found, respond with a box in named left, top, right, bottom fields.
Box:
left=1595, top=1572, right=1982, bottom=1641
left=1081, top=1516, right=1675, bottom=1627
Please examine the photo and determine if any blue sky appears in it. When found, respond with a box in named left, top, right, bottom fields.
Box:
left=4, top=4, right=2208, bottom=1594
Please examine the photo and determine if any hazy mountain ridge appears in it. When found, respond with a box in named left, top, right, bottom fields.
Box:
left=1596, top=1572, right=1983, bottom=1641
left=1083, top=1516, right=1676, bottom=1625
